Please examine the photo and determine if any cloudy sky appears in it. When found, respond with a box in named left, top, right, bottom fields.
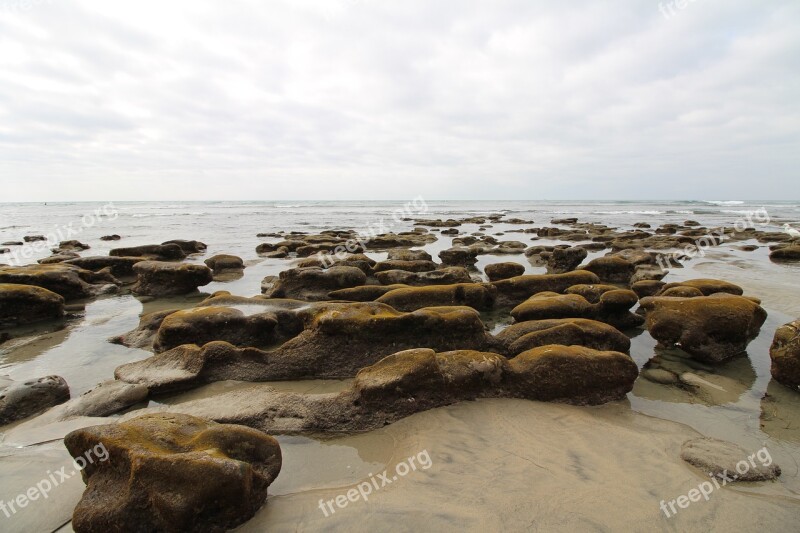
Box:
left=0, top=0, right=797, bottom=201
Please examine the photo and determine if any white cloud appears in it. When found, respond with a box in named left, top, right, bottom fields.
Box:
left=0, top=0, right=797, bottom=200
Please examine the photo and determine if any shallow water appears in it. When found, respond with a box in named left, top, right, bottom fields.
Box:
left=1, top=201, right=799, bottom=532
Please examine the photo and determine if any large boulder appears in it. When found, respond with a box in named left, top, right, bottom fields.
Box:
left=496, top=318, right=631, bottom=355
left=264, top=266, right=367, bottom=300
left=0, top=283, right=64, bottom=327
left=110, top=243, right=186, bottom=260
left=484, top=262, right=525, bottom=281
left=491, top=270, right=601, bottom=306
left=0, top=375, right=70, bottom=425
left=547, top=247, right=588, bottom=274
left=131, top=261, right=213, bottom=296
left=639, top=294, right=767, bottom=363
left=64, top=413, right=281, bottom=533
left=376, top=283, right=496, bottom=312
left=770, top=319, right=800, bottom=391
left=506, top=345, right=638, bottom=405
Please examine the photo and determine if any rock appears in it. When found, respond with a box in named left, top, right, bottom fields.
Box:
left=631, top=280, right=666, bottom=298
left=64, top=256, right=145, bottom=277
left=2, top=241, right=23, bottom=246
left=110, top=243, right=186, bottom=261
left=116, top=304, right=497, bottom=389
left=506, top=345, right=638, bottom=404
left=24, top=235, right=47, bottom=242
left=363, top=232, right=437, bottom=248
left=64, top=413, right=281, bottom=533
left=564, top=283, right=622, bottom=304
left=770, top=319, right=800, bottom=391
left=0, top=283, right=65, bottom=326
left=680, top=438, right=780, bottom=481
left=328, top=284, right=407, bottom=301
left=496, top=318, right=631, bottom=355
left=153, top=306, right=278, bottom=353
left=204, top=254, right=244, bottom=273
left=376, top=283, right=496, bottom=312
left=100, top=234, right=121, bottom=241
left=264, top=266, right=367, bottom=301
left=511, top=290, right=643, bottom=330
left=660, top=286, right=703, bottom=298
left=162, top=239, right=207, bottom=254
left=439, top=247, right=479, bottom=267
left=55, top=240, right=90, bottom=252
left=657, top=279, right=743, bottom=297
left=551, top=217, right=578, bottom=224
left=580, top=256, right=636, bottom=284
left=769, top=245, right=800, bottom=261
left=0, top=248, right=9, bottom=255
left=641, top=368, right=679, bottom=384
left=375, top=267, right=472, bottom=286
left=491, top=270, right=601, bottom=307
left=386, top=248, right=433, bottom=262
left=639, top=294, right=767, bottom=363
left=39, top=253, right=80, bottom=264
left=297, top=253, right=375, bottom=274
left=0, top=264, right=118, bottom=300
left=547, top=247, right=588, bottom=274
left=131, top=261, right=213, bottom=296
left=484, top=262, right=525, bottom=281
left=373, top=260, right=438, bottom=273
left=32, top=380, right=149, bottom=424
left=0, top=375, right=70, bottom=425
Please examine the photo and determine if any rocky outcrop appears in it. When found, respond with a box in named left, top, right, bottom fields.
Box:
left=639, top=294, right=767, bottom=363
left=484, top=262, right=525, bottom=281
left=0, top=283, right=64, bottom=327
left=439, top=247, right=479, bottom=267
left=770, top=319, right=800, bottom=391
left=263, top=266, right=367, bottom=300
left=131, top=261, right=213, bottom=296
left=510, top=289, right=643, bottom=330
left=491, top=270, right=601, bottom=306
left=110, top=243, right=187, bottom=260
left=0, top=264, right=118, bottom=300
left=0, top=375, right=70, bottom=425
left=115, top=304, right=497, bottom=390
left=375, top=267, right=472, bottom=286
left=130, top=346, right=638, bottom=434
left=656, top=279, right=744, bottom=297
left=496, top=318, right=631, bottom=355
left=153, top=306, right=279, bottom=353
left=64, top=413, right=281, bottom=533
left=64, top=256, right=145, bottom=277
left=376, top=283, right=496, bottom=312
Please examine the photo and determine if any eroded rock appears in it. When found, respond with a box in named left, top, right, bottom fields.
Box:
left=770, top=319, right=800, bottom=391
left=132, top=261, right=213, bottom=296
left=0, top=283, right=64, bottom=327
left=0, top=375, right=70, bottom=425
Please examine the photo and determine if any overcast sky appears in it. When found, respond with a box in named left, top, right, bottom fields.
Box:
left=0, top=0, right=797, bottom=201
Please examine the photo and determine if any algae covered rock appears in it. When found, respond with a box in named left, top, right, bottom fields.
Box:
left=64, top=413, right=281, bottom=533
left=484, top=262, right=525, bottom=281
left=491, top=270, right=601, bottom=306
left=639, top=294, right=767, bottom=363
left=376, top=283, right=496, bottom=311
left=375, top=267, right=472, bottom=287
left=132, top=261, right=213, bottom=296
left=496, top=318, right=631, bottom=355
left=0, top=283, right=64, bottom=327
left=153, top=306, right=278, bottom=353
left=264, top=266, right=367, bottom=300
left=0, top=264, right=117, bottom=300
left=770, top=319, right=800, bottom=391
left=204, top=254, right=244, bottom=273
left=110, top=243, right=187, bottom=260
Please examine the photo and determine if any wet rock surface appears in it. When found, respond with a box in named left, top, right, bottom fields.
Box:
left=64, top=413, right=282, bottom=533
left=0, top=283, right=65, bottom=327
left=132, top=261, right=213, bottom=296
left=0, top=375, right=70, bottom=425
left=770, top=319, right=800, bottom=391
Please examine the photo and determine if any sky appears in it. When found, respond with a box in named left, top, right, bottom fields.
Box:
left=0, top=0, right=798, bottom=201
